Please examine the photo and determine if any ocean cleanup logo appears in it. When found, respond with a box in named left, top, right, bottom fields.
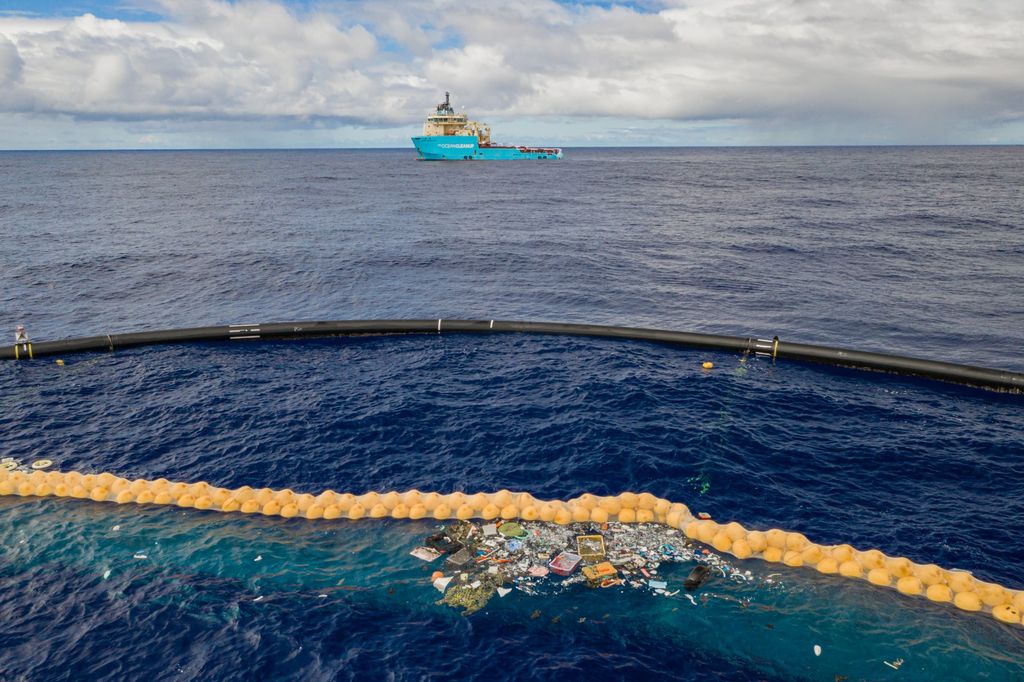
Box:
left=439, top=143, right=474, bottom=149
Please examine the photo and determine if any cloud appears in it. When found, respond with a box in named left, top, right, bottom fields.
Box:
left=0, top=0, right=1022, bottom=144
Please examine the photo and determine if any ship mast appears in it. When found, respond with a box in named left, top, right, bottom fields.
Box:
left=437, top=91, right=455, bottom=115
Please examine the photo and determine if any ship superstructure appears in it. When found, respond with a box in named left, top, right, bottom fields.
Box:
left=411, top=92, right=562, bottom=161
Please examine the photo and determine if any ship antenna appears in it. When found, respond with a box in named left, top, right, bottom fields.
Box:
left=445, top=91, right=450, bottom=108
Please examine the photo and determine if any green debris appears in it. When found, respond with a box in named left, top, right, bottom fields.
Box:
left=687, top=474, right=711, bottom=495
left=440, top=572, right=505, bottom=615
left=498, top=522, right=528, bottom=538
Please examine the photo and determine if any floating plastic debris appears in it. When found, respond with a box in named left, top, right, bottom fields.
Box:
left=415, top=519, right=733, bottom=615
left=409, top=546, right=441, bottom=562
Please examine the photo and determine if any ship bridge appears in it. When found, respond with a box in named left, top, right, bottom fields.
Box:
left=422, top=92, right=491, bottom=144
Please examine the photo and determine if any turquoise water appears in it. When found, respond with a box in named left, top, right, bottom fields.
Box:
left=3, top=496, right=1023, bottom=680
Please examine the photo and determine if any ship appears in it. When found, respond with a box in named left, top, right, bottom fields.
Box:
left=411, top=92, right=562, bottom=160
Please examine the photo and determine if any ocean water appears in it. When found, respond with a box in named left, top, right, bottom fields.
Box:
left=1, top=147, right=1023, bottom=680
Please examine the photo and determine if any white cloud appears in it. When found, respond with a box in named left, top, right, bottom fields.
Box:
left=0, top=0, right=1022, bottom=145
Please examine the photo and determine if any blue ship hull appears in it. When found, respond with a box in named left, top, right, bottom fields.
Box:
left=412, top=136, right=561, bottom=160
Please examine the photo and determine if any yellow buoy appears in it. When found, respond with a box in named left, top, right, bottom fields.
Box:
left=731, top=539, right=753, bottom=559
left=712, top=532, right=732, bottom=553
left=857, top=549, right=885, bottom=570
left=946, top=571, right=975, bottom=594
left=783, top=550, right=803, bottom=567
left=786, top=533, right=808, bottom=551
left=953, top=591, right=982, bottom=612
left=831, top=544, right=855, bottom=563
left=992, top=604, right=1021, bottom=624
left=765, top=529, right=788, bottom=549
left=867, top=568, right=891, bottom=586
left=838, top=560, right=862, bottom=578
left=239, top=499, right=261, bottom=513
left=599, top=496, right=622, bottom=515
left=696, top=521, right=719, bottom=544
left=31, top=460, right=53, bottom=470
left=702, top=361, right=714, bottom=369
left=800, top=545, right=823, bottom=565
left=915, top=563, right=945, bottom=585
left=896, top=576, right=923, bottom=596
left=746, top=531, right=767, bottom=552
left=926, top=584, right=953, bottom=603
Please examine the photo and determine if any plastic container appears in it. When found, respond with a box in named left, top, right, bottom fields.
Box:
left=576, top=535, right=606, bottom=562
left=549, top=551, right=582, bottom=576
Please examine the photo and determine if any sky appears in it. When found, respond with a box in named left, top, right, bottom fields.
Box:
left=0, top=0, right=1022, bottom=148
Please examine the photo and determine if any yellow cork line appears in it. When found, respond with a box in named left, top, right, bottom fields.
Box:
left=1, top=467, right=1022, bottom=627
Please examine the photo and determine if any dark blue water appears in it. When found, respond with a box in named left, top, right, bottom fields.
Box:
left=1, top=148, right=1023, bottom=680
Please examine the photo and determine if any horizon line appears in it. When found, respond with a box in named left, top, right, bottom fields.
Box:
left=2, top=143, right=1022, bottom=152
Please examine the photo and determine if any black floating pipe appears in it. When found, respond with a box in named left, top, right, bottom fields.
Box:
left=2, top=319, right=1022, bottom=394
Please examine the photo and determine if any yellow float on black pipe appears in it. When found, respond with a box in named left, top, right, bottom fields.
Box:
left=0, top=467, right=1021, bottom=627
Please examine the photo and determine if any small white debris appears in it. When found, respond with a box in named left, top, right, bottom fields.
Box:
left=318, top=594, right=327, bottom=598
left=497, top=587, right=512, bottom=598
left=102, top=569, right=111, bottom=580
left=814, top=645, right=822, bottom=657
left=433, top=576, right=453, bottom=592
left=254, top=555, right=262, bottom=562
left=133, top=553, right=147, bottom=559
left=253, top=596, right=264, bottom=602
left=112, top=525, right=121, bottom=532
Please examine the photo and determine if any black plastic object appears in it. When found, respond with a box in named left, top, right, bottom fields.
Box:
left=684, top=564, right=713, bottom=591
left=2, top=319, right=1022, bottom=393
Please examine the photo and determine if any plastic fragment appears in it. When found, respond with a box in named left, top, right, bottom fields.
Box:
left=410, top=546, right=441, bottom=562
